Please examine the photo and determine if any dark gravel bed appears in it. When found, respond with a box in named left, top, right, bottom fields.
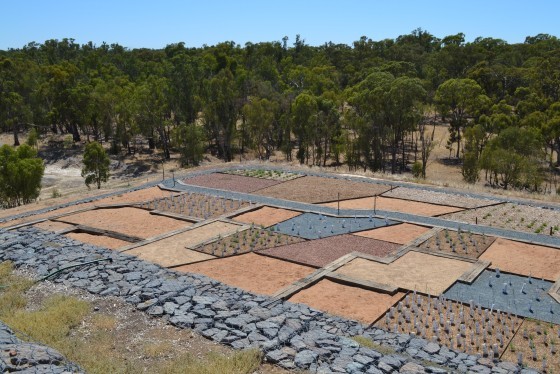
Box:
left=444, top=270, right=560, bottom=324
left=271, top=213, right=399, bottom=240
left=259, top=235, right=400, bottom=267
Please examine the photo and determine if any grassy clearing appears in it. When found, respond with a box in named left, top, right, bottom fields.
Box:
left=0, top=261, right=266, bottom=374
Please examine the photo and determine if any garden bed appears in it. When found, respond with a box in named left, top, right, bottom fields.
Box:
left=181, top=173, right=282, bottom=193
left=125, top=221, right=241, bottom=267
left=419, top=229, right=496, bottom=259
left=231, top=206, right=301, bottom=227
left=442, top=203, right=560, bottom=237
left=222, top=169, right=301, bottom=181
left=192, top=227, right=304, bottom=257
left=259, top=234, right=400, bottom=267
left=140, top=193, right=250, bottom=220
left=174, top=253, right=315, bottom=296
left=383, top=186, right=497, bottom=209
left=254, top=176, right=391, bottom=203
left=271, top=213, right=398, bottom=240
left=288, top=279, right=404, bottom=324
left=58, top=207, right=190, bottom=239
left=375, top=294, right=522, bottom=358
left=480, top=238, right=560, bottom=281
left=444, top=270, right=560, bottom=324
left=321, top=196, right=463, bottom=216
left=353, top=223, right=432, bottom=245
left=500, top=319, right=560, bottom=372
left=65, top=232, right=130, bottom=250
left=336, top=252, right=474, bottom=295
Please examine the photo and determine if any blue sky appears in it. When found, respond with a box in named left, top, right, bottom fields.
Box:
left=1, top=1, right=558, bottom=50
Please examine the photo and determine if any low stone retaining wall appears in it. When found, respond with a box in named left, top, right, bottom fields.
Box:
left=0, top=321, right=82, bottom=373
left=0, top=227, right=537, bottom=373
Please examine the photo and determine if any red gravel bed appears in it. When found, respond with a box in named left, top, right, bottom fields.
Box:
left=182, top=173, right=282, bottom=193
left=259, top=234, right=400, bottom=267
left=254, top=176, right=391, bottom=203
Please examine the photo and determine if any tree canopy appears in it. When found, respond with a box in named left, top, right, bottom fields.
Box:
left=2, top=32, right=560, bottom=192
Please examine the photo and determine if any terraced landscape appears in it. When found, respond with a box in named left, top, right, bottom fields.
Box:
left=3, top=165, right=560, bottom=373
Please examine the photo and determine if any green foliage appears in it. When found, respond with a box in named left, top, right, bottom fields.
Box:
left=26, top=128, right=39, bottom=148
left=81, top=141, right=110, bottom=189
left=480, top=127, right=545, bottom=190
left=173, top=123, right=206, bottom=167
left=0, top=144, right=44, bottom=208
left=412, top=161, right=423, bottom=178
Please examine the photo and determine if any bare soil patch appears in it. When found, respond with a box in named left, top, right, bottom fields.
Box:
left=59, top=207, right=190, bottom=239
left=34, top=220, right=75, bottom=232
left=500, top=319, right=560, bottom=372
left=336, top=252, right=474, bottom=295
left=255, top=176, right=391, bottom=204
left=126, top=221, right=240, bottom=267
left=383, top=186, right=497, bottom=209
left=321, top=196, right=463, bottom=216
left=65, top=232, right=130, bottom=250
left=232, top=206, right=302, bottom=227
left=288, top=279, right=404, bottom=324
left=259, top=235, right=400, bottom=268
left=353, top=223, right=432, bottom=245
left=140, top=193, right=250, bottom=220
left=419, top=229, right=496, bottom=260
left=375, top=293, right=522, bottom=358
left=480, top=238, right=560, bottom=281
left=174, top=253, right=315, bottom=296
left=442, top=202, right=560, bottom=237
left=182, top=173, right=282, bottom=193
left=193, top=227, right=304, bottom=257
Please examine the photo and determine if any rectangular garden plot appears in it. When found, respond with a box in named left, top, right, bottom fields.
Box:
left=419, top=229, right=495, bottom=260
left=442, top=202, right=560, bottom=237
left=375, top=293, right=522, bottom=358
left=259, top=235, right=400, bottom=268
left=192, top=227, right=304, bottom=257
left=480, top=238, right=560, bottom=281
left=321, top=196, right=463, bottom=216
left=383, top=187, right=498, bottom=209
left=254, top=176, right=391, bottom=203
left=173, top=253, right=315, bottom=296
left=272, top=213, right=398, bottom=240
left=288, top=279, right=404, bottom=324
left=181, top=173, right=282, bottom=193
left=140, top=193, right=250, bottom=220
left=125, top=221, right=241, bottom=267
left=65, top=232, right=130, bottom=250
left=56, top=207, right=190, bottom=239
left=231, top=206, right=301, bottom=227
left=444, top=270, right=560, bottom=324
left=354, top=223, right=432, bottom=245
left=336, top=251, right=474, bottom=295
left=223, top=169, right=301, bottom=181
left=500, top=319, right=560, bottom=372
left=95, top=186, right=174, bottom=205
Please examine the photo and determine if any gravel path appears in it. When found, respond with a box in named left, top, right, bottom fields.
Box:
left=383, top=186, right=498, bottom=208
left=167, top=179, right=560, bottom=249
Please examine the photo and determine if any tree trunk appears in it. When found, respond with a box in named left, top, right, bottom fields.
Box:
left=13, top=124, right=20, bottom=146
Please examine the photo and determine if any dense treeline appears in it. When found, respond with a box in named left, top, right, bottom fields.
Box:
left=1, top=30, right=560, bottom=191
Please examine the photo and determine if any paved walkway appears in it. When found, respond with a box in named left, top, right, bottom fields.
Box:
left=163, top=178, right=560, bottom=249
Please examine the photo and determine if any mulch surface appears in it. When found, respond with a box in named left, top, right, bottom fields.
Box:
left=254, top=176, right=391, bottom=203
left=182, top=173, right=283, bottom=193
left=259, top=234, right=400, bottom=267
